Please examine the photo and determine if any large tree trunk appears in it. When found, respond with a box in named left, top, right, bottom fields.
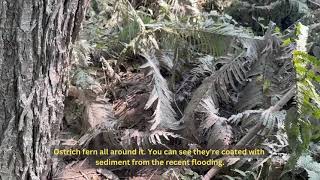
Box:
left=0, top=0, right=89, bottom=179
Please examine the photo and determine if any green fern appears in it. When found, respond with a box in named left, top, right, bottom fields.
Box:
left=286, top=23, right=320, bottom=168
left=291, top=51, right=320, bottom=143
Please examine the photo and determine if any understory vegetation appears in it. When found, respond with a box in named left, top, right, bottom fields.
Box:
left=56, top=0, right=320, bottom=179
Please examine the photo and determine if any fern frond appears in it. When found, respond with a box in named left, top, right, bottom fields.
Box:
left=235, top=25, right=295, bottom=112
left=153, top=20, right=255, bottom=56
left=286, top=23, right=320, bottom=168
left=211, top=36, right=271, bottom=105
left=83, top=97, right=116, bottom=131
left=72, top=40, right=92, bottom=67
left=211, top=53, right=249, bottom=103
left=157, top=50, right=174, bottom=70
left=180, top=77, right=213, bottom=141
left=228, top=109, right=263, bottom=125
left=141, top=50, right=182, bottom=130
left=198, top=96, right=233, bottom=150
left=190, top=55, right=215, bottom=80
left=121, top=129, right=182, bottom=149
left=180, top=38, right=262, bottom=141
left=296, top=153, right=320, bottom=180
left=149, top=130, right=182, bottom=145
left=289, top=50, right=320, bottom=157
left=78, top=121, right=120, bottom=148
left=260, top=109, right=287, bottom=135
left=199, top=96, right=226, bottom=132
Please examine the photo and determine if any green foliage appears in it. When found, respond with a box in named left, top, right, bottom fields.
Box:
left=274, top=26, right=281, bottom=33
left=293, top=50, right=320, bottom=129
left=282, top=38, right=293, bottom=47
left=286, top=50, right=320, bottom=168
left=262, top=79, right=271, bottom=93
left=295, top=22, right=303, bottom=36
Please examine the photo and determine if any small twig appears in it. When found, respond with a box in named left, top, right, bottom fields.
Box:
left=172, top=169, right=180, bottom=180
left=78, top=158, right=87, bottom=168
left=257, top=165, right=263, bottom=180
left=309, top=0, right=320, bottom=8
left=147, top=168, right=158, bottom=180
left=79, top=171, right=89, bottom=180
left=53, top=172, right=97, bottom=179
left=173, top=94, right=183, bottom=116
left=176, top=75, right=191, bottom=94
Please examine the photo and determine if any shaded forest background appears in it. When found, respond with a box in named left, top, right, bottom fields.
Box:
left=55, top=0, right=320, bottom=179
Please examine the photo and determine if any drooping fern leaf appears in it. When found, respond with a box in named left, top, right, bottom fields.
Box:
left=211, top=52, right=249, bottom=103
left=152, top=17, right=256, bottom=56
left=141, top=50, right=182, bottom=130
left=180, top=38, right=263, bottom=141
left=190, top=55, right=215, bottom=81
left=121, top=129, right=183, bottom=149
left=199, top=96, right=233, bottom=150
left=199, top=96, right=226, bottom=132
left=78, top=121, right=120, bottom=148
left=208, top=37, right=264, bottom=105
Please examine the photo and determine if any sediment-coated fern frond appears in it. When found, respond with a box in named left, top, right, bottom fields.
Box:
left=190, top=55, right=215, bottom=80
left=199, top=96, right=226, bottom=132
left=121, top=129, right=182, bottom=149
left=151, top=18, right=256, bottom=56
left=206, top=37, right=265, bottom=105
left=193, top=55, right=215, bottom=73
left=228, top=109, right=263, bottom=125
left=193, top=21, right=255, bottom=55
left=180, top=37, right=262, bottom=141
left=79, top=126, right=183, bottom=150
left=296, top=153, right=320, bottom=180
left=211, top=52, right=250, bottom=103
left=78, top=121, right=120, bottom=148
left=141, top=50, right=182, bottom=130
left=105, top=3, right=183, bottom=131
left=235, top=23, right=293, bottom=112
left=199, top=96, right=233, bottom=150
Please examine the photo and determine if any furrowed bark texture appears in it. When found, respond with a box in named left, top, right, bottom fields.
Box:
left=0, top=0, right=89, bottom=179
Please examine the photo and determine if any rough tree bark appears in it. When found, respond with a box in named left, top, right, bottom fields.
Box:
left=0, top=0, right=89, bottom=179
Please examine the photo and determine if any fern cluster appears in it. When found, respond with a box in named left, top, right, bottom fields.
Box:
left=69, top=0, right=320, bottom=179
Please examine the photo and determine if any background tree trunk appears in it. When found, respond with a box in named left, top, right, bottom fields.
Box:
left=0, top=0, right=89, bottom=179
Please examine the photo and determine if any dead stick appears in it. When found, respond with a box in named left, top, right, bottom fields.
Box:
left=79, top=171, right=89, bottom=180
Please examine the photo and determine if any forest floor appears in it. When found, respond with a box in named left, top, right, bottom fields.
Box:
left=53, top=0, right=320, bottom=179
